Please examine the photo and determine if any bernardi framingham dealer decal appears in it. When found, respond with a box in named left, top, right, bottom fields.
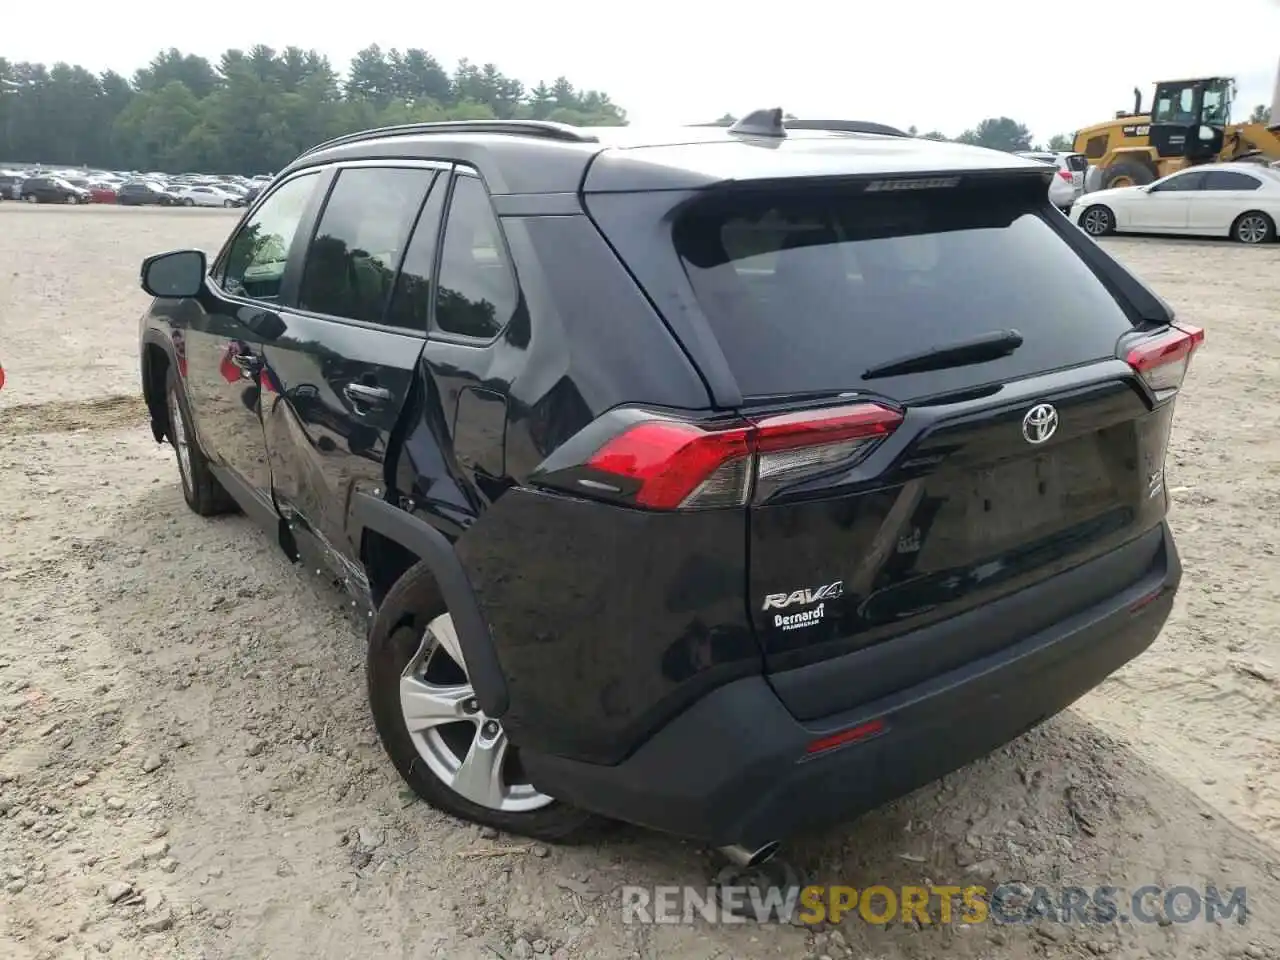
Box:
left=762, top=580, right=843, bottom=632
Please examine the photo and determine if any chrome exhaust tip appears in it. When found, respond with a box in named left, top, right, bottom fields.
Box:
left=717, top=841, right=781, bottom=869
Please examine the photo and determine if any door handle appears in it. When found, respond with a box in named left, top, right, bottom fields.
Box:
left=229, top=352, right=262, bottom=377
left=343, top=383, right=393, bottom=407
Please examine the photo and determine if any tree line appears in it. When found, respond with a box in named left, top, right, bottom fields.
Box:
left=0, top=45, right=627, bottom=175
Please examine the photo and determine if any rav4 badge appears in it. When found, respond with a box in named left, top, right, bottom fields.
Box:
left=762, top=580, right=844, bottom=612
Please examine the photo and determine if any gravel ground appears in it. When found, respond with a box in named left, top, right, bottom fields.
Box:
left=1, top=205, right=1278, bottom=960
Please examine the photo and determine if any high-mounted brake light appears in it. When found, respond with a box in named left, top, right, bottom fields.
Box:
left=863, top=176, right=961, bottom=192
left=1126, top=324, right=1204, bottom=397
left=572, top=402, right=903, bottom=511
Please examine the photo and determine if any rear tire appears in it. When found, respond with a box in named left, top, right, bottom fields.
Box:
left=164, top=366, right=237, bottom=516
left=367, top=560, right=596, bottom=843
left=1231, top=211, right=1275, bottom=245
left=1100, top=159, right=1156, bottom=190
left=1080, top=205, right=1115, bottom=237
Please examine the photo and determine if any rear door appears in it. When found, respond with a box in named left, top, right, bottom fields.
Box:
left=667, top=179, right=1169, bottom=675
left=260, top=161, right=446, bottom=576
left=1193, top=169, right=1264, bottom=234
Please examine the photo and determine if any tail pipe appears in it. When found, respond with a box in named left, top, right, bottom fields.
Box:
left=717, top=842, right=781, bottom=869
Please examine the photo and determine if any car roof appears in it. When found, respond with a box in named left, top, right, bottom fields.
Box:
left=1169, top=162, right=1277, bottom=180
left=283, top=120, right=1054, bottom=197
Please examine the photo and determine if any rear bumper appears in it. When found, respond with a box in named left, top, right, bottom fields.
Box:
left=523, top=522, right=1180, bottom=848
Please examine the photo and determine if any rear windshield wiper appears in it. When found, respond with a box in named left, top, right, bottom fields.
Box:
left=862, top=329, right=1024, bottom=380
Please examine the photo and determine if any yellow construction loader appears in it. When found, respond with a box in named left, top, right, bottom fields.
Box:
left=1073, top=64, right=1280, bottom=190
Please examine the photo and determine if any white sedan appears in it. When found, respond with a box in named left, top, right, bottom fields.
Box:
left=1071, top=163, right=1279, bottom=244
left=170, top=185, right=245, bottom=208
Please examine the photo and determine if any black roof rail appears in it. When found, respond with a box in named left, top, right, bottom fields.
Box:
left=784, top=119, right=911, bottom=138
left=300, top=119, right=598, bottom=158
left=699, top=112, right=912, bottom=139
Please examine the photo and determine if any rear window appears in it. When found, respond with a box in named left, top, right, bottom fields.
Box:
left=674, top=184, right=1136, bottom=401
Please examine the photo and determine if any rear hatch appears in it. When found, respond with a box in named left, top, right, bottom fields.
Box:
left=586, top=173, right=1197, bottom=712
left=1064, top=152, right=1089, bottom=193
left=675, top=179, right=1192, bottom=687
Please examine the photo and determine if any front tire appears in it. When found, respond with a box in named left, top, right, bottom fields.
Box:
left=367, top=561, right=595, bottom=842
left=1232, top=211, right=1275, bottom=245
left=1080, top=204, right=1116, bottom=237
left=164, top=366, right=237, bottom=516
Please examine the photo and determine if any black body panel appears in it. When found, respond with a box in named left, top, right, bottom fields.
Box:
left=454, top=487, right=758, bottom=764
left=523, top=524, right=1179, bottom=847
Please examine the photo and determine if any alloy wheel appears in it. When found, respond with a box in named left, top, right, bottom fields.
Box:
left=1082, top=207, right=1111, bottom=236
left=167, top=386, right=193, bottom=499
left=399, top=613, right=554, bottom=813
left=1236, top=215, right=1269, bottom=245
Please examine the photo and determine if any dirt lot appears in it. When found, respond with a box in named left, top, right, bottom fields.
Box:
left=1, top=204, right=1278, bottom=960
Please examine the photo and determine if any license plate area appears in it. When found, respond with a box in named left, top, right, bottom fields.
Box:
left=967, top=455, right=1066, bottom=546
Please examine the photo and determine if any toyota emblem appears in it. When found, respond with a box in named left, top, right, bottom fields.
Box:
left=1022, top=403, right=1059, bottom=444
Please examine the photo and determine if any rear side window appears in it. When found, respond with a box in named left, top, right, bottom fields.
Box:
left=384, top=178, right=448, bottom=331
left=434, top=175, right=519, bottom=341
left=674, top=184, right=1137, bottom=401
left=1203, top=170, right=1260, bottom=191
left=1065, top=155, right=1089, bottom=172
left=298, top=167, right=437, bottom=325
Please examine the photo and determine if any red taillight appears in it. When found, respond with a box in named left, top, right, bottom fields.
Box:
left=1126, top=323, right=1204, bottom=396
left=575, top=402, right=903, bottom=510
left=586, top=420, right=753, bottom=510
left=805, top=717, right=887, bottom=756
left=1057, top=170, right=1073, bottom=182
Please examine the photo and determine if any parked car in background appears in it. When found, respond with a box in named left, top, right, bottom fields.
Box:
left=1073, top=162, right=1280, bottom=244
left=117, top=181, right=178, bottom=206
left=0, top=174, right=23, bottom=199
left=1016, top=151, right=1088, bottom=211
left=20, top=177, right=90, bottom=204
left=171, top=184, right=246, bottom=208
left=87, top=182, right=119, bottom=204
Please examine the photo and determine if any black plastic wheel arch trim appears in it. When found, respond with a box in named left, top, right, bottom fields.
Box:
left=351, top=492, right=510, bottom=717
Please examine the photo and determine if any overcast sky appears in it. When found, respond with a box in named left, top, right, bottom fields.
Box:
left=8, top=0, right=1280, bottom=141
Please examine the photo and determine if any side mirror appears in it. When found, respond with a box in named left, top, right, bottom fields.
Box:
left=140, top=249, right=206, bottom=298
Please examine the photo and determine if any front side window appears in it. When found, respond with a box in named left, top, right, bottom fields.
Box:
left=297, top=166, right=437, bottom=324
left=1152, top=171, right=1206, bottom=193
left=434, top=175, right=519, bottom=340
left=219, top=172, right=320, bottom=302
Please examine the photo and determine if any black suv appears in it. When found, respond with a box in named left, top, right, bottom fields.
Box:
left=137, top=113, right=1199, bottom=857
left=20, top=176, right=90, bottom=204
left=117, top=181, right=177, bottom=206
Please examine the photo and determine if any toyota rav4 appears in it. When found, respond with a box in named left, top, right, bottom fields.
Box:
left=137, top=111, right=1200, bottom=859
